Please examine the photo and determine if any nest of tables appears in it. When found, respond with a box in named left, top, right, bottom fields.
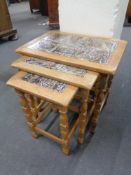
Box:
left=7, top=31, right=127, bottom=155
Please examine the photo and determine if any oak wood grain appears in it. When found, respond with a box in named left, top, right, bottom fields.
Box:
left=6, top=71, right=78, bottom=107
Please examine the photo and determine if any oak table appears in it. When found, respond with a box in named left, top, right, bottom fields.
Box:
left=15, top=31, right=127, bottom=137
left=7, top=71, right=79, bottom=155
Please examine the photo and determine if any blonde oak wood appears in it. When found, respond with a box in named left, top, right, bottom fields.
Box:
left=7, top=71, right=82, bottom=154
left=14, top=31, right=122, bottom=135
left=35, top=103, right=51, bottom=124
left=33, top=96, right=41, bottom=109
left=16, top=90, right=77, bottom=154
left=25, top=94, right=40, bottom=121
left=28, top=114, right=80, bottom=146
left=26, top=94, right=35, bottom=110
left=59, top=107, right=70, bottom=155
left=78, top=89, right=89, bottom=144
left=16, top=31, right=127, bottom=75
left=69, top=105, right=79, bottom=113
left=8, top=31, right=126, bottom=149
left=8, top=75, right=83, bottom=155
left=51, top=103, right=79, bottom=113
left=15, top=90, right=38, bottom=138
left=32, top=100, right=46, bottom=119
left=104, top=75, right=114, bottom=106
left=89, top=75, right=110, bottom=134
left=11, top=57, right=99, bottom=90
left=7, top=73, right=99, bottom=154
left=6, top=71, right=78, bottom=107
left=28, top=123, right=64, bottom=144
left=67, top=117, right=80, bottom=142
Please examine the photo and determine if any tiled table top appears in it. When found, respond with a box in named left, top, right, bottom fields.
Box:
left=16, top=31, right=127, bottom=74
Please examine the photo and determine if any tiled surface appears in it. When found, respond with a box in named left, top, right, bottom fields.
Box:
left=25, top=57, right=87, bottom=77
left=22, top=73, right=67, bottom=92
left=28, top=33, right=118, bottom=64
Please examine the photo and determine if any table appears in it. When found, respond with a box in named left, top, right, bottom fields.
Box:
left=7, top=71, right=79, bottom=154
left=15, top=31, right=127, bottom=134
left=16, top=31, right=127, bottom=75
left=7, top=31, right=127, bottom=150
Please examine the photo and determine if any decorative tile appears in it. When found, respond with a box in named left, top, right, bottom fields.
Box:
left=25, top=57, right=87, bottom=77
left=22, top=73, right=67, bottom=93
left=28, top=33, right=118, bottom=64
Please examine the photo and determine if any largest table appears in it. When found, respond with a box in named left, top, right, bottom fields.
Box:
left=16, top=31, right=127, bottom=75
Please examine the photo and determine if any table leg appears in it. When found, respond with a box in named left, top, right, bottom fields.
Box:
left=78, top=90, right=89, bottom=144
left=90, top=76, right=107, bottom=134
left=104, top=75, right=113, bottom=105
left=59, top=107, right=70, bottom=155
left=15, top=90, right=38, bottom=138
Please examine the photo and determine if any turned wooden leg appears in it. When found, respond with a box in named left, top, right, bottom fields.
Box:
left=25, top=94, right=39, bottom=122
left=105, top=75, right=113, bottom=104
left=59, top=107, right=70, bottom=155
left=90, top=95, right=102, bottom=134
left=78, top=90, right=89, bottom=144
left=15, top=90, right=38, bottom=138
left=90, top=76, right=106, bottom=134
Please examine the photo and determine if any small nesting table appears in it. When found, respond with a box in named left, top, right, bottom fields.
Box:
left=7, top=71, right=78, bottom=155
left=7, top=70, right=98, bottom=154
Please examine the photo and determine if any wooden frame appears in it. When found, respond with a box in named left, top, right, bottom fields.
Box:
left=16, top=31, right=127, bottom=75
left=14, top=88, right=80, bottom=155
left=11, top=56, right=99, bottom=90
left=6, top=71, right=78, bottom=107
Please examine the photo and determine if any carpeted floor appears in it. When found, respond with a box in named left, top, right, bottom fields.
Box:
left=0, top=2, right=131, bottom=175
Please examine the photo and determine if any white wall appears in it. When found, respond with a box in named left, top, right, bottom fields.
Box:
left=59, top=0, right=129, bottom=38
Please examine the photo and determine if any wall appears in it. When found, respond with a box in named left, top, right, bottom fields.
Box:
left=59, top=0, right=129, bottom=38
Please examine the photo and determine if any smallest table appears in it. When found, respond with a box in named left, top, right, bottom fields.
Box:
left=7, top=71, right=81, bottom=155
